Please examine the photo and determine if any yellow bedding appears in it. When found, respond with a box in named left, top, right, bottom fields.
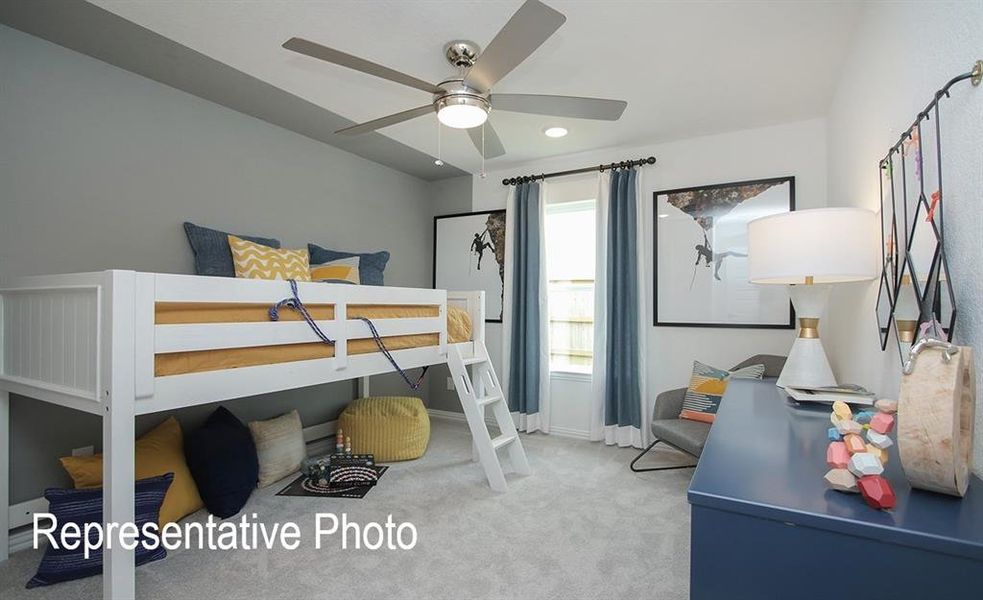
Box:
left=154, top=303, right=472, bottom=377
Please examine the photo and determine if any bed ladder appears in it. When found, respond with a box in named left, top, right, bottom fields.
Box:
left=447, top=341, right=531, bottom=492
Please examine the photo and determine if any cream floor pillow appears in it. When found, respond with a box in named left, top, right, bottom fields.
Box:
left=249, top=410, right=305, bottom=487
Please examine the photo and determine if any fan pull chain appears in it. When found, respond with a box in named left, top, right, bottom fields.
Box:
left=480, top=122, right=487, bottom=179
left=434, top=119, right=444, bottom=167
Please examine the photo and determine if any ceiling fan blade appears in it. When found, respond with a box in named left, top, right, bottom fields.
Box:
left=335, top=105, right=434, bottom=136
left=283, top=37, right=441, bottom=94
left=468, top=121, right=507, bottom=158
left=492, top=94, right=627, bottom=120
left=464, top=0, right=566, bottom=92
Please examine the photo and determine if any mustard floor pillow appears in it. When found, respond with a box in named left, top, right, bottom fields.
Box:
left=59, top=417, right=204, bottom=525
left=339, top=397, right=430, bottom=462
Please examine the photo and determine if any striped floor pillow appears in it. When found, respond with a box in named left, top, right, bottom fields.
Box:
left=27, top=474, right=173, bottom=589
left=679, top=361, right=765, bottom=423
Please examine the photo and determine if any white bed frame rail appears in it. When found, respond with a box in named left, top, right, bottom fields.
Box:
left=0, top=270, right=486, bottom=598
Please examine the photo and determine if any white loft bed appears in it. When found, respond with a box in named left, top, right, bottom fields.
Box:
left=0, top=270, right=528, bottom=599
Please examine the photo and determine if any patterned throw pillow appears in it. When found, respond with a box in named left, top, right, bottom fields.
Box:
left=228, top=235, right=311, bottom=281
left=308, top=244, right=390, bottom=286
left=249, top=410, right=306, bottom=488
left=310, top=256, right=361, bottom=284
left=183, top=222, right=280, bottom=278
left=679, top=361, right=766, bottom=423
left=26, top=474, right=173, bottom=588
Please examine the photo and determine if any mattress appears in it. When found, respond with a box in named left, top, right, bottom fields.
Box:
left=154, top=303, right=472, bottom=377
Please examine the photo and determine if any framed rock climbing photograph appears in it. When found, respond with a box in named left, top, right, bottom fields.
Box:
left=433, top=210, right=507, bottom=322
left=654, top=176, right=795, bottom=328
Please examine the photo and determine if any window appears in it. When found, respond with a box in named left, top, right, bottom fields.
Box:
left=545, top=199, right=595, bottom=373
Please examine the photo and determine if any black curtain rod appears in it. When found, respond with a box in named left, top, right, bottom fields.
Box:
left=502, top=156, right=656, bottom=186
left=880, top=60, right=981, bottom=164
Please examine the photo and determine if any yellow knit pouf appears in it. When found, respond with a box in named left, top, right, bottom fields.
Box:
left=338, top=397, right=430, bottom=462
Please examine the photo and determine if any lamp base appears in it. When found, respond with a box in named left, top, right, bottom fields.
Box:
left=777, top=337, right=837, bottom=389
left=777, top=284, right=837, bottom=389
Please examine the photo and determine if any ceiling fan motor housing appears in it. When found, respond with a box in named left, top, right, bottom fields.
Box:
left=434, top=79, right=490, bottom=106
left=444, top=40, right=481, bottom=68
left=433, top=79, right=491, bottom=129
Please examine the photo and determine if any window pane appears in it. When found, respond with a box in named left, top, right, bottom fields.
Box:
left=545, top=200, right=595, bottom=373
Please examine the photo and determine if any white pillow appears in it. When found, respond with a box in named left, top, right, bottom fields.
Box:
left=249, top=410, right=305, bottom=487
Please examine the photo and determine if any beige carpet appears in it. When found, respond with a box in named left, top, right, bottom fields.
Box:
left=0, top=419, right=693, bottom=600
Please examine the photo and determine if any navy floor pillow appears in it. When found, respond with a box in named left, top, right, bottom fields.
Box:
left=184, top=406, right=258, bottom=518
left=27, top=474, right=173, bottom=589
left=307, top=243, right=390, bottom=286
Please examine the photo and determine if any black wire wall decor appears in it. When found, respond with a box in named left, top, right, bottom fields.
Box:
left=876, top=60, right=982, bottom=365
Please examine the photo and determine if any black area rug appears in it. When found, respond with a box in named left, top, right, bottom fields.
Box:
left=275, top=466, right=388, bottom=499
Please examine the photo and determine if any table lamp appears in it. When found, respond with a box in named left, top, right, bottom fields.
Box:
left=747, top=207, right=878, bottom=388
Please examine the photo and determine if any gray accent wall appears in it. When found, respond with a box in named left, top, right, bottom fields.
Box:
left=0, top=0, right=467, bottom=181
left=0, top=25, right=440, bottom=503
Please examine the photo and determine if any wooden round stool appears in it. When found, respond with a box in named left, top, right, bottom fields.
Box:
left=898, top=345, right=976, bottom=497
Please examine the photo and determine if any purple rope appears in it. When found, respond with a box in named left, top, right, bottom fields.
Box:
left=269, top=280, right=428, bottom=390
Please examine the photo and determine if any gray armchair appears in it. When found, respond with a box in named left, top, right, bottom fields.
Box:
left=630, top=354, right=786, bottom=472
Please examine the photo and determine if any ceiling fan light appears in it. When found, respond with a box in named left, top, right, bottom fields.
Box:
left=436, top=96, right=489, bottom=129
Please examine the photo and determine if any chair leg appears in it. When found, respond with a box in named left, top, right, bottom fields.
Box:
left=630, top=439, right=699, bottom=472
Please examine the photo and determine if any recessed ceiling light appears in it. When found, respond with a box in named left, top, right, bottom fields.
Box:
left=544, top=126, right=568, bottom=138
left=658, top=213, right=669, bottom=219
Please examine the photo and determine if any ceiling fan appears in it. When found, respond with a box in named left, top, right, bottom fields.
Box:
left=281, top=0, right=627, bottom=159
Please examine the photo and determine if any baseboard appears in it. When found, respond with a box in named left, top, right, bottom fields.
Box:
left=302, top=419, right=337, bottom=444
left=304, top=419, right=338, bottom=456
left=428, top=409, right=590, bottom=440
left=427, top=408, right=496, bottom=426
left=548, top=425, right=591, bottom=440
left=10, top=525, right=42, bottom=554
left=8, top=497, right=49, bottom=531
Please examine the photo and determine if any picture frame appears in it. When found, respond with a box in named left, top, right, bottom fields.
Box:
left=433, top=210, right=507, bottom=323
left=653, top=176, right=795, bottom=329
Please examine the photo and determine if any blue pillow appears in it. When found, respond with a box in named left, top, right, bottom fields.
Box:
left=307, top=243, right=390, bottom=286
left=27, top=474, right=173, bottom=589
left=183, top=407, right=258, bottom=518
left=183, top=222, right=280, bottom=277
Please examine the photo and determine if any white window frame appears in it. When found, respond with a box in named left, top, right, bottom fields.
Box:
left=544, top=176, right=597, bottom=378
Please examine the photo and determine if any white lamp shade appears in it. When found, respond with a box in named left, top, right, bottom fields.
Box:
left=748, top=207, right=878, bottom=285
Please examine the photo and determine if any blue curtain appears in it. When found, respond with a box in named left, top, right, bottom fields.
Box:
left=604, top=169, right=642, bottom=430
left=508, top=181, right=543, bottom=415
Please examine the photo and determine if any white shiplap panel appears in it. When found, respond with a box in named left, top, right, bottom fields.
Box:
left=0, top=289, right=100, bottom=397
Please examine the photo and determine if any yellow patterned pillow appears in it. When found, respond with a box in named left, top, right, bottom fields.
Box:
left=228, top=235, right=311, bottom=281
left=310, top=257, right=360, bottom=284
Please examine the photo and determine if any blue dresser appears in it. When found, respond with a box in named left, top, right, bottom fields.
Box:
left=688, top=379, right=983, bottom=599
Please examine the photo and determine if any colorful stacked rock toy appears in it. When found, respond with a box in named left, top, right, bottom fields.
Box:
left=823, top=399, right=898, bottom=510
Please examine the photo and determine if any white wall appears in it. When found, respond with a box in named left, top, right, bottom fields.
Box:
left=471, top=118, right=828, bottom=437
left=823, top=2, right=983, bottom=475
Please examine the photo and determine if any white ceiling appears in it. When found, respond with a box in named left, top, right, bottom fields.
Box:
left=89, top=0, right=861, bottom=175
